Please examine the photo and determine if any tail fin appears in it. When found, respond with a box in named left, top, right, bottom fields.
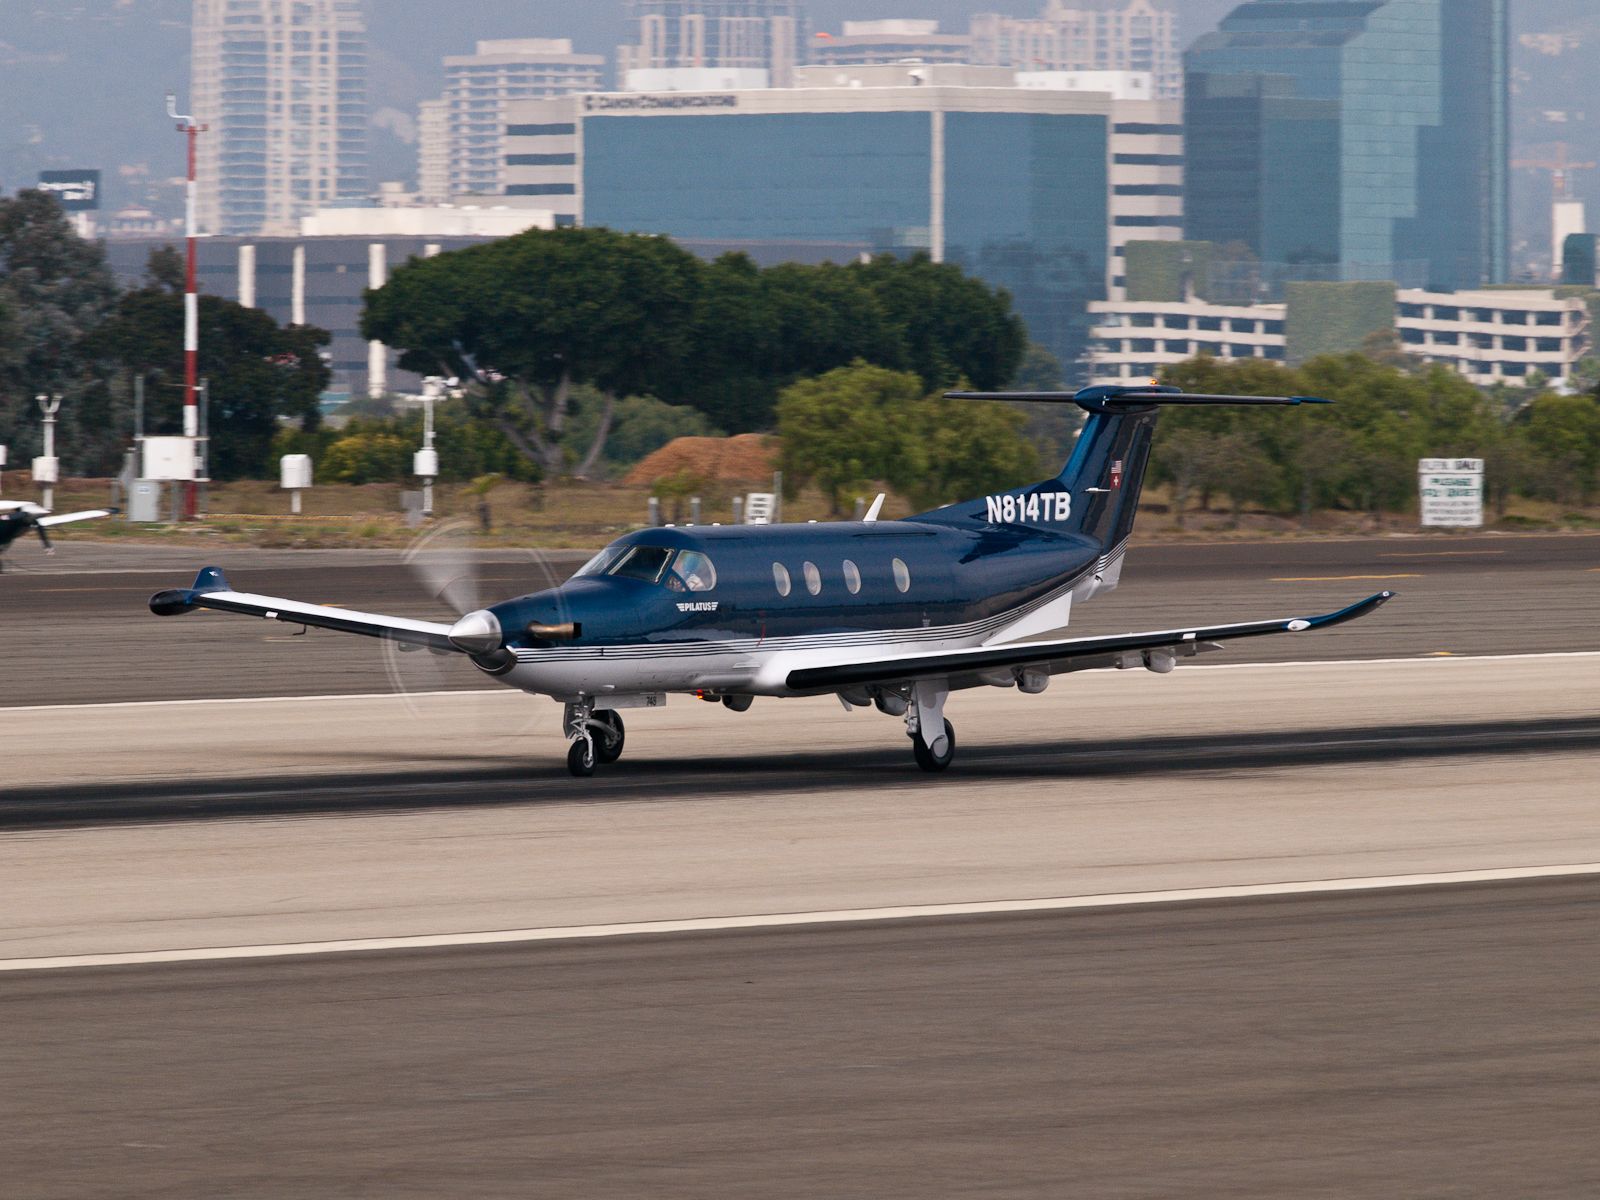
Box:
left=916, top=385, right=1328, bottom=552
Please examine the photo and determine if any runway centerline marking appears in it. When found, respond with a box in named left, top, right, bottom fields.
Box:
left=4, top=651, right=1600, bottom=714
left=3, top=863, right=1596, bottom=974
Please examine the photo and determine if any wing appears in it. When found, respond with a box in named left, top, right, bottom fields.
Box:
left=36, top=509, right=115, bottom=528
left=149, top=566, right=460, bottom=652
left=786, top=592, right=1396, bottom=693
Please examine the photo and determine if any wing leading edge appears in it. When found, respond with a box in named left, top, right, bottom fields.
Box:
left=150, top=566, right=459, bottom=652
left=786, top=592, right=1396, bottom=693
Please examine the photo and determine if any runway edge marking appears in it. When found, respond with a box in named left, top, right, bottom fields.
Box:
left=4, top=863, right=1598, bottom=973
left=5, top=652, right=1600, bottom=714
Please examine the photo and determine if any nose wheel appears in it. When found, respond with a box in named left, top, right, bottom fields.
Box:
left=565, top=704, right=625, bottom=777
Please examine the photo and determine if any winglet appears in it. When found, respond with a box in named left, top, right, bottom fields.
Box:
left=193, top=566, right=230, bottom=594
left=150, top=566, right=231, bottom=617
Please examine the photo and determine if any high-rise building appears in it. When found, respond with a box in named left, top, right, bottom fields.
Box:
left=619, top=1, right=806, bottom=88
left=505, top=65, right=1168, bottom=364
left=191, top=0, right=368, bottom=236
left=416, top=99, right=450, bottom=204
left=809, top=21, right=972, bottom=68
left=971, top=2, right=1180, bottom=102
left=1184, top=0, right=1509, bottom=291
left=437, top=40, right=604, bottom=199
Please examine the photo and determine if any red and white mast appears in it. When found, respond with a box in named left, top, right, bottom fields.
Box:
left=167, top=93, right=207, bottom=519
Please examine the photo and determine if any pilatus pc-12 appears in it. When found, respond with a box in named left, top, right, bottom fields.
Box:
left=150, top=386, right=1393, bottom=776
left=1, top=502, right=116, bottom=570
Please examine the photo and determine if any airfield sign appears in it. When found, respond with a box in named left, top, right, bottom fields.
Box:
left=1419, top=458, right=1484, bottom=527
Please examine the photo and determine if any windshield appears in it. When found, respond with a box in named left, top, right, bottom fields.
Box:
left=574, top=545, right=626, bottom=578
left=608, top=545, right=675, bottom=584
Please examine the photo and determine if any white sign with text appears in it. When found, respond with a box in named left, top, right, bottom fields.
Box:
left=1419, top=458, right=1484, bottom=527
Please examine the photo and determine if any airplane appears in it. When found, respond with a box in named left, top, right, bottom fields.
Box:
left=149, top=384, right=1394, bottom=777
left=0, top=502, right=117, bottom=571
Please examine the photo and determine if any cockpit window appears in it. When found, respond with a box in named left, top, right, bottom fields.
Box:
left=574, top=546, right=625, bottom=577
left=669, top=550, right=717, bottom=592
left=608, top=545, right=675, bottom=584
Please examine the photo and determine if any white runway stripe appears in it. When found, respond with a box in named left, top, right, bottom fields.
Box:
left=3, top=862, right=1596, bottom=973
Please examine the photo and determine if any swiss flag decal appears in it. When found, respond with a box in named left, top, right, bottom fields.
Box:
left=1111, top=459, right=1124, bottom=490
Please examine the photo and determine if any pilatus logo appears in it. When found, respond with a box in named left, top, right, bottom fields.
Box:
left=677, top=601, right=719, bottom=613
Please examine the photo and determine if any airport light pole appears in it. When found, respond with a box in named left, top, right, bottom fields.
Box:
left=167, top=92, right=207, bottom=520
left=36, top=394, right=61, bottom=513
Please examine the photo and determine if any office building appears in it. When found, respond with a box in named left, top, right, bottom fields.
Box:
left=619, top=1, right=805, bottom=88
left=1185, top=0, right=1509, bottom=292
left=971, top=2, right=1180, bottom=101
left=507, top=68, right=1137, bottom=362
left=417, top=99, right=450, bottom=203
left=809, top=21, right=973, bottom=67
left=437, top=40, right=603, bottom=199
left=1086, top=285, right=1587, bottom=389
left=191, top=0, right=368, bottom=236
left=1087, top=298, right=1287, bottom=384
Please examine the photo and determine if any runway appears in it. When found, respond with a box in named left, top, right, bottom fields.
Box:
left=4, top=880, right=1597, bottom=1198
left=2, top=535, right=1597, bottom=1195
left=3, top=531, right=1596, bottom=705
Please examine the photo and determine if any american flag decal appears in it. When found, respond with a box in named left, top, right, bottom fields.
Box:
left=1111, top=459, right=1124, bottom=490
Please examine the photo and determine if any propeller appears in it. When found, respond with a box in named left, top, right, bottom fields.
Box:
left=381, top=518, right=575, bottom=744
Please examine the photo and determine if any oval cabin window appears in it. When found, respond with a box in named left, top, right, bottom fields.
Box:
left=892, top=557, right=911, bottom=593
left=803, top=561, right=822, bottom=595
left=773, top=562, right=792, bottom=597
left=843, top=559, right=862, bottom=595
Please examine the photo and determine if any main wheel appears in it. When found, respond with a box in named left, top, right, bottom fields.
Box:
left=912, top=719, right=956, bottom=773
left=566, top=738, right=597, bottom=777
left=594, top=710, right=625, bottom=764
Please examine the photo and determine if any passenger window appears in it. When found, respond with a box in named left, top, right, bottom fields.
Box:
left=843, top=559, right=861, bottom=595
left=803, top=561, right=822, bottom=595
left=892, top=557, right=911, bottom=593
left=773, top=562, right=792, bottom=597
left=671, top=550, right=717, bottom=592
left=609, top=545, right=674, bottom=584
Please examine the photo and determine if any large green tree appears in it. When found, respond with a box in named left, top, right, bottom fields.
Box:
left=363, top=226, right=705, bottom=478
left=0, top=190, right=122, bottom=472
left=91, top=251, right=330, bottom=480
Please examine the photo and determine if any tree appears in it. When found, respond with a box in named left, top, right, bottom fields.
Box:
left=849, top=252, right=1027, bottom=392
left=91, top=252, right=330, bottom=479
left=1518, top=392, right=1600, bottom=504
left=776, top=363, right=1039, bottom=515
left=363, top=226, right=705, bottom=478
left=0, top=190, right=122, bottom=471
left=776, top=363, right=925, bottom=514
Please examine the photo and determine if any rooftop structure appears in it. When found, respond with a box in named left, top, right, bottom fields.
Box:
left=810, top=20, right=973, bottom=67
left=620, top=1, right=806, bottom=88
left=971, top=1, right=1180, bottom=101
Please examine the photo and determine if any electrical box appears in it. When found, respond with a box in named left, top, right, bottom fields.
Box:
left=0, top=445, right=8, bottom=467
left=31, top=456, right=60, bottom=484
left=280, top=454, right=314, bottom=490
left=143, top=437, right=197, bottom=481
left=413, top=448, right=439, bottom=478
left=128, top=479, right=162, bottom=523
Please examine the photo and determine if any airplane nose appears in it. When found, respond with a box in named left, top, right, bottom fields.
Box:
left=448, top=608, right=503, bottom=655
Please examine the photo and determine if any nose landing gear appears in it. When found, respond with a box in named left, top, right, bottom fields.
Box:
left=564, top=702, right=625, bottom=777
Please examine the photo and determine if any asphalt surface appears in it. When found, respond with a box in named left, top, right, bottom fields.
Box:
left=2, top=532, right=1596, bottom=706
left=4, top=535, right=1597, bottom=1196
left=4, top=879, right=1598, bottom=1199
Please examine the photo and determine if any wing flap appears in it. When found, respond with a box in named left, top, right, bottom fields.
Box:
left=786, top=592, right=1395, bottom=693
left=150, top=566, right=459, bottom=652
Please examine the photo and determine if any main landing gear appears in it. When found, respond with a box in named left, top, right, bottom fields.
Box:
left=564, top=702, right=625, bottom=777
left=905, top=680, right=955, bottom=773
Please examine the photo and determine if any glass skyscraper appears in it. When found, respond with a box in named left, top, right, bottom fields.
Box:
left=1184, top=0, right=1507, bottom=290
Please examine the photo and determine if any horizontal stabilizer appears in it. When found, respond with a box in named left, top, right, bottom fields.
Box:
left=947, top=385, right=1328, bottom=411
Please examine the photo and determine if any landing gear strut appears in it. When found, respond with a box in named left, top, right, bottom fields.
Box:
left=564, top=702, right=625, bottom=777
